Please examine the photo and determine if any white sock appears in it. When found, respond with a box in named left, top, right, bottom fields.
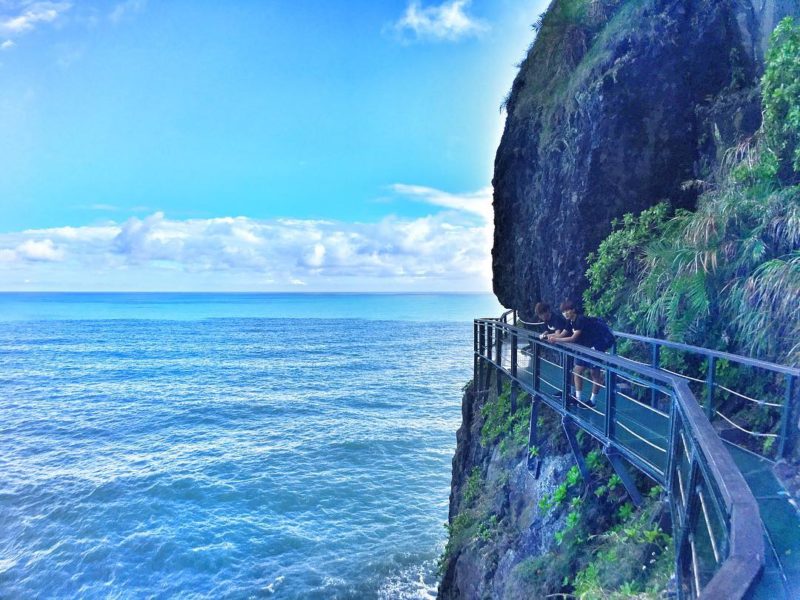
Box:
left=590, top=393, right=598, bottom=403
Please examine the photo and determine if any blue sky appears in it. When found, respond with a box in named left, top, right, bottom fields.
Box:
left=0, top=0, right=546, bottom=291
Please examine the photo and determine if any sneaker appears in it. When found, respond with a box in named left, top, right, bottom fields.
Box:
left=585, top=397, right=597, bottom=408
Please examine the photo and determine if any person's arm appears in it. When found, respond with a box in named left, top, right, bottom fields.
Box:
left=546, top=316, right=573, bottom=341
left=553, top=328, right=581, bottom=343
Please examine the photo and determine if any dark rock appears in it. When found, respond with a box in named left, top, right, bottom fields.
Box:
left=492, top=0, right=800, bottom=317
left=438, top=371, right=571, bottom=599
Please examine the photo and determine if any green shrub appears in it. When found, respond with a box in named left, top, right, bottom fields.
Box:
left=480, top=384, right=532, bottom=456
left=477, top=515, right=499, bottom=543
left=438, top=512, right=477, bottom=574
left=584, top=203, right=672, bottom=328
left=763, top=17, right=800, bottom=183
left=463, top=466, right=482, bottom=506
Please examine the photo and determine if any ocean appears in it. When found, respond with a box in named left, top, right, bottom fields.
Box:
left=0, top=293, right=502, bottom=599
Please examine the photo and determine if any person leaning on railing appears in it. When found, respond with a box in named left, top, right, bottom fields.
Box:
left=550, top=299, right=615, bottom=408
left=534, top=301, right=572, bottom=341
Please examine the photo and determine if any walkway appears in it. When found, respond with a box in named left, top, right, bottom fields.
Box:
left=529, top=356, right=800, bottom=599
left=475, top=317, right=800, bottom=599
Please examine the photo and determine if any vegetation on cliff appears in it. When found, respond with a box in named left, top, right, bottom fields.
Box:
left=439, top=380, right=673, bottom=598
left=580, top=18, right=800, bottom=463
left=584, top=18, right=800, bottom=367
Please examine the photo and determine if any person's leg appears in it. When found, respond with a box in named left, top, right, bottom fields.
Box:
left=573, top=365, right=584, bottom=399
left=587, top=368, right=603, bottom=406
left=591, top=368, right=602, bottom=394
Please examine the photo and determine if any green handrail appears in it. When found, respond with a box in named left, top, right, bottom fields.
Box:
left=474, top=318, right=765, bottom=599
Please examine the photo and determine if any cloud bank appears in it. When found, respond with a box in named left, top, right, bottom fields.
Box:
left=0, top=187, right=493, bottom=291
left=392, top=0, right=487, bottom=42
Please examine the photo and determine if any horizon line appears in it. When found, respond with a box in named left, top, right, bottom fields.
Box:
left=0, top=290, right=497, bottom=295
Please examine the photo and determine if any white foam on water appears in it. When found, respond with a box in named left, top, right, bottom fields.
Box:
left=264, top=575, right=284, bottom=594
left=377, top=560, right=438, bottom=600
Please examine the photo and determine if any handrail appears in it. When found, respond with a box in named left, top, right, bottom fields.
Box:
left=672, top=378, right=764, bottom=598
left=614, top=331, right=800, bottom=378
left=611, top=331, right=799, bottom=459
left=499, top=309, right=516, bottom=325
left=474, top=318, right=765, bottom=599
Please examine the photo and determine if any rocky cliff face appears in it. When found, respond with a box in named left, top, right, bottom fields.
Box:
left=437, top=373, right=671, bottom=599
left=492, top=0, right=800, bottom=316
left=438, top=377, right=573, bottom=599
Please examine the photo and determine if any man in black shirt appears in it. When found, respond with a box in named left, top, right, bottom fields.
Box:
left=534, top=302, right=571, bottom=341
left=550, top=300, right=613, bottom=408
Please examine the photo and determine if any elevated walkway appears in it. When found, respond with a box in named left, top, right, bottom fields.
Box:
left=474, top=314, right=800, bottom=599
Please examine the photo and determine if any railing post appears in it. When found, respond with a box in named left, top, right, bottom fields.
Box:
left=778, top=374, right=796, bottom=458
left=605, top=368, right=615, bottom=440
left=706, top=356, right=716, bottom=420
left=682, top=460, right=703, bottom=597
left=651, top=343, right=660, bottom=407
left=533, top=340, right=541, bottom=394
left=478, top=322, right=485, bottom=393
left=487, top=326, right=493, bottom=364
left=665, top=400, right=679, bottom=511
left=562, top=349, right=571, bottom=411
left=473, top=321, right=479, bottom=393
left=528, top=396, right=540, bottom=477
left=496, top=325, right=503, bottom=396
left=511, top=333, right=518, bottom=412
left=485, top=325, right=494, bottom=393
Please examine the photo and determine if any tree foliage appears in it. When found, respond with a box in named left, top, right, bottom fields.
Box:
left=583, top=203, right=672, bottom=328
left=763, top=17, right=800, bottom=183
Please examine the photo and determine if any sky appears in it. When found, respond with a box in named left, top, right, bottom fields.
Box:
left=0, top=0, right=547, bottom=291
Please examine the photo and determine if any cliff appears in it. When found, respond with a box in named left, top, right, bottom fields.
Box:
left=438, top=375, right=672, bottom=598
left=438, top=378, right=571, bottom=599
left=439, top=1, right=800, bottom=598
left=492, top=0, right=800, bottom=315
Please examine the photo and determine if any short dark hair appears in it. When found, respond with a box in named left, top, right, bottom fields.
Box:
left=534, top=302, right=550, bottom=317
left=560, top=299, right=579, bottom=313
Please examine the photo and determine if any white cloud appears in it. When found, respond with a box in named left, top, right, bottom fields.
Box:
left=391, top=183, right=492, bottom=222
left=109, top=0, right=145, bottom=24
left=0, top=39, right=14, bottom=50
left=392, top=0, right=487, bottom=42
left=0, top=195, right=494, bottom=291
left=15, top=238, right=64, bottom=262
left=0, top=2, right=71, bottom=36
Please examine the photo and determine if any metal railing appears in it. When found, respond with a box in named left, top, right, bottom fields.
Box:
left=498, top=309, right=800, bottom=460
left=612, top=331, right=800, bottom=460
left=474, top=317, right=765, bottom=600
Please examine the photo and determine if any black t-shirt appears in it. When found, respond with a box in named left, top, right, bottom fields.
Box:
left=570, top=315, right=600, bottom=347
left=546, top=313, right=571, bottom=335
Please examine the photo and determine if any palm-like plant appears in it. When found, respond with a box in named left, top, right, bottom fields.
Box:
left=636, top=183, right=800, bottom=365
left=628, top=18, right=800, bottom=365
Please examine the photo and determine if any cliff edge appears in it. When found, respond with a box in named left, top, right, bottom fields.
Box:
left=492, top=0, right=799, bottom=315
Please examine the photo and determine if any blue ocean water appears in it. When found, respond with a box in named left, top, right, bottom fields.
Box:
left=0, top=293, right=502, bottom=599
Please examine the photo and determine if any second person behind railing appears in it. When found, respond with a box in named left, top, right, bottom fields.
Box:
left=551, top=300, right=616, bottom=408
left=534, top=301, right=572, bottom=341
